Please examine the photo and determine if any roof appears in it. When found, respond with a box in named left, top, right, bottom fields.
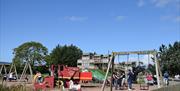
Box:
left=83, top=53, right=91, bottom=55
left=0, top=62, right=11, bottom=65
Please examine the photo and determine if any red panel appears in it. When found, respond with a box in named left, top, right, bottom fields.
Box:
left=58, top=66, right=80, bottom=79
left=80, top=72, right=92, bottom=80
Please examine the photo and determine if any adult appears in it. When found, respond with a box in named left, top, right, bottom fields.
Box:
left=163, top=71, right=169, bottom=85
left=127, top=69, right=134, bottom=91
left=121, top=72, right=126, bottom=86
left=115, top=72, right=120, bottom=90
left=112, top=72, right=117, bottom=86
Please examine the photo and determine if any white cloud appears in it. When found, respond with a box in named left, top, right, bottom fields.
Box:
left=64, top=16, right=88, bottom=21
left=151, top=0, right=180, bottom=7
left=137, top=0, right=145, bottom=7
left=161, top=15, right=172, bottom=20
left=116, top=16, right=125, bottom=21
left=137, top=0, right=179, bottom=8
left=151, top=0, right=172, bottom=7
left=161, top=15, right=180, bottom=22
left=174, top=16, right=180, bottom=22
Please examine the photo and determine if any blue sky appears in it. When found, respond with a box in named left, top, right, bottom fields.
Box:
left=0, top=0, right=180, bottom=62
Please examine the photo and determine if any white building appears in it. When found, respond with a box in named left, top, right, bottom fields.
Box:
left=77, top=53, right=110, bottom=70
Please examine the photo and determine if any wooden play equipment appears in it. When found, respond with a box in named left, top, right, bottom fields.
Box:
left=0, top=64, right=7, bottom=76
left=19, top=61, right=33, bottom=82
left=8, top=62, right=18, bottom=80
left=33, top=64, right=92, bottom=91
left=57, top=65, right=92, bottom=90
left=101, top=50, right=162, bottom=91
left=34, top=65, right=54, bottom=91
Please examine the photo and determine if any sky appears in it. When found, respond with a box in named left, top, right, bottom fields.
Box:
left=0, top=0, right=180, bottom=62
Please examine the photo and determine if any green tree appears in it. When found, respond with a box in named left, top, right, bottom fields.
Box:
left=48, top=44, right=82, bottom=67
left=159, top=41, right=180, bottom=76
left=13, top=41, right=48, bottom=71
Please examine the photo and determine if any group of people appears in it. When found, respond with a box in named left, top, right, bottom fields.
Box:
left=112, top=69, right=134, bottom=91
left=2, top=72, right=17, bottom=82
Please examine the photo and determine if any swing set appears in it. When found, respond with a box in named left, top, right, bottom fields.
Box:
left=101, top=50, right=162, bottom=91
left=0, top=63, right=9, bottom=76
left=0, top=60, right=33, bottom=83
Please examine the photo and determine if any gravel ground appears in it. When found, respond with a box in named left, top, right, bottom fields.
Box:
left=1, top=80, right=180, bottom=91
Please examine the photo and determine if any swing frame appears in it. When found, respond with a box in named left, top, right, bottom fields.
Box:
left=0, top=64, right=8, bottom=76
left=101, top=50, right=162, bottom=91
left=8, top=62, right=18, bottom=81
left=19, top=60, right=33, bottom=82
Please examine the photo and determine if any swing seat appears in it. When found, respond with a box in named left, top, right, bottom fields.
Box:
left=140, top=84, right=149, bottom=90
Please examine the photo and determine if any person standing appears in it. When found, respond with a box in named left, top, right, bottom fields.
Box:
left=115, top=72, right=120, bottom=90
left=163, top=71, right=169, bottom=85
left=121, top=72, right=125, bottom=87
left=112, top=72, right=117, bottom=87
left=127, top=69, right=134, bottom=91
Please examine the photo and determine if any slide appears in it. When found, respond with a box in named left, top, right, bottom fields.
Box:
left=90, top=69, right=106, bottom=81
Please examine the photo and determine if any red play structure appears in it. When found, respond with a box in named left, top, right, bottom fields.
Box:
left=34, top=65, right=92, bottom=90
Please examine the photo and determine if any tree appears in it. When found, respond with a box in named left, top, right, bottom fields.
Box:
left=158, top=41, right=180, bottom=76
left=13, top=41, right=48, bottom=71
left=48, top=44, right=82, bottom=67
left=147, top=64, right=156, bottom=75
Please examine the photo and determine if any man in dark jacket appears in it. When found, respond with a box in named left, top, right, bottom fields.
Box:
left=127, top=69, right=134, bottom=90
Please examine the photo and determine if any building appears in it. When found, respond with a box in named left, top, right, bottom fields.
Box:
left=77, top=53, right=110, bottom=70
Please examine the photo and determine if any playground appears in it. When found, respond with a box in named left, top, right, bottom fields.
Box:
left=1, top=0, right=180, bottom=90
left=0, top=71, right=180, bottom=91
left=1, top=50, right=180, bottom=91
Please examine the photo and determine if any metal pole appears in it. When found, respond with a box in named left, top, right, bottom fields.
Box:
left=125, top=54, right=129, bottom=79
left=148, top=54, right=150, bottom=65
left=110, top=55, right=115, bottom=91
left=138, top=54, right=140, bottom=66
left=154, top=53, right=160, bottom=88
